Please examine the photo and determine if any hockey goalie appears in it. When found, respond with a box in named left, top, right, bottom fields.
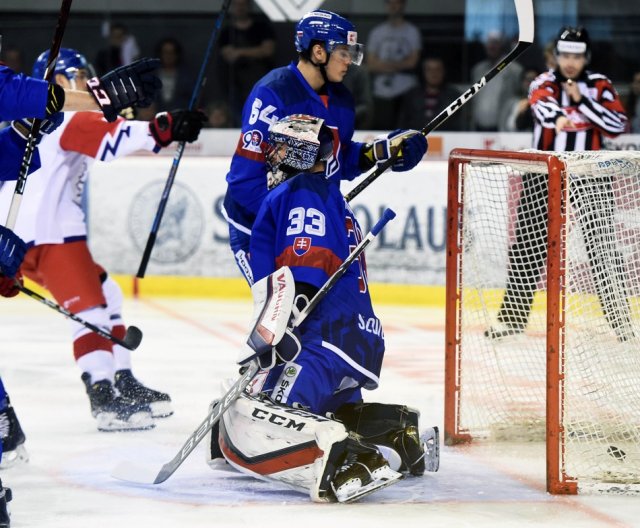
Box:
left=206, top=114, right=439, bottom=503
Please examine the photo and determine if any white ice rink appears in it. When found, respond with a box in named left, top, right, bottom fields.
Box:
left=2, top=294, right=640, bottom=528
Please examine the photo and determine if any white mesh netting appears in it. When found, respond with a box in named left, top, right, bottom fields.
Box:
left=454, top=150, right=640, bottom=492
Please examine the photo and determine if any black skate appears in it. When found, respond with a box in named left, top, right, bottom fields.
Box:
left=0, top=478, right=11, bottom=528
left=0, top=399, right=28, bottom=468
left=331, top=449, right=402, bottom=503
left=81, top=373, right=154, bottom=432
left=114, top=369, right=173, bottom=419
left=484, top=322, right=525, bottom=340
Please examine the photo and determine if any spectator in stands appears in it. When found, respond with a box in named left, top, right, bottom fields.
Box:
left=626, top=71, right=640, bottom=133
left=153, top=37, right=193, bottom=112
left=406, top=56, right=464, bottom=131
left=94, top=22, right=140, bottom=76
left=366, top=0, right=422, bottom=130
left=543, top=41, right=557, bottom=71
left=342, top=63, right=374, bottom=129
left=205, top=100, right=233, bottom=128
left=1, top=45, right=25, bottom=74
left=499, top=68, right=539, bottom=132
left=469, top=30, right=523, bottom=131
left=219, top=0, right=276, bottom=124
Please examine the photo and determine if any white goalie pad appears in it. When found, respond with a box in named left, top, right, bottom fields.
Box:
left=238, top=266, right=296, bottom=368
left=218, top=393, right=349, bottom=502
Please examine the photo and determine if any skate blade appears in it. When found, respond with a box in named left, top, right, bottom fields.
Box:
left=0, top=444, right=29, bottom=468
left=96, top=411, right=155, bottom=432
left=149, top=401, right=174, bottom=419
left=337, top=468, right=403, bottom=503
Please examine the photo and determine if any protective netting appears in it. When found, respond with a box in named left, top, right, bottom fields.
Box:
left=453, top=150, right=640, bottom=492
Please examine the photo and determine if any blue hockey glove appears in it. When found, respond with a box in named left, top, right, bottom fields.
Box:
left=0, top=226, right=26, bottom=278
left=87, top=58, right=162, bottom=122
left=10, top=112, right=64, bottom=144
left=362, top=129, right=428, bottom=172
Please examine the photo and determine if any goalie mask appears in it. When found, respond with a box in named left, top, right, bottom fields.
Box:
left=266, top=114, right=334, bottom=189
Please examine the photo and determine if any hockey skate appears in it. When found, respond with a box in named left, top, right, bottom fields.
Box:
left=330, top=450, right=403, bottom=503
left=0, top=479, right=11, bottom=528
left=0, top=400, right=28, bottom=468
left=392, top=425, right=440, bottom=475
left=81, top=373, right=154, bottom=432
left=114, top=369, right=173, bottom=419
left=484, top=322, right=525, bottom=340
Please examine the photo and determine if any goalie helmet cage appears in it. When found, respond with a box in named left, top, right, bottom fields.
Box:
left=444, top=148, right=640, bottom=495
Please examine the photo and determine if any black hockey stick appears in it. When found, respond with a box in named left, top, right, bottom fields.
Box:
left=136, top=0, right=233, bottom=278
left=17, top=282, right=143, bottom=351
left=344, top=0, right=534, bottom=203
left=111, top=208, right=397, bottom=485
left=4, top=0, right=73, bottom=229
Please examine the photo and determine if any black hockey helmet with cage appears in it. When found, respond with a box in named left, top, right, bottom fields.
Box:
left=555, top=26, right=591, bottom=62
left=265, top=114, right=334, bottom=189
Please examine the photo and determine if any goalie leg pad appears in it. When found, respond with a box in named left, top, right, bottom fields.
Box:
left=218, top=393, right=350, bottom=502
left=334, top=402, right=439, bottom=476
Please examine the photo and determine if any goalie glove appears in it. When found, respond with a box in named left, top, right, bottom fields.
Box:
left=0, top=271, right=22, bottom=298
left=87, top=58, right=162, bottom=122
left=149, top=109, right=207, bottom=147
left=239, top=267, right=299, bottom=370
left=0, top=226, right=26, bottom=278
left=10, top=112, right=64, bottom=144
left=361, top=129, right=428, bottom=172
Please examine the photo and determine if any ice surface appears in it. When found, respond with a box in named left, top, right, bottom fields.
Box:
left=2, top=296, right=639, bottom=527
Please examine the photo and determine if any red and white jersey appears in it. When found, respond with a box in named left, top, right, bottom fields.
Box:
left=0, top=111, right=158, bottom=246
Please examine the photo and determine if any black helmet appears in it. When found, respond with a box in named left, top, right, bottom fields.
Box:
left=555, top=26, right=591, bottom=62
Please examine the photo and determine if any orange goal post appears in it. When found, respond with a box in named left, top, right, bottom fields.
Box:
left=444, top=148, right=640, bottom=494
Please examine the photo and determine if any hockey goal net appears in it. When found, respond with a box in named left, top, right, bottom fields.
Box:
left=445, top=148, right=640, bottom=494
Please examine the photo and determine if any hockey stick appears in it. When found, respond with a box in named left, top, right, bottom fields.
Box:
left=136, top=0, right=233, bottom=278
left=344, top=0, right=534, bottom=203
left=17, top=282, right=143, bottom=351
left=4, top=0, right=73, bottom=229
left=112, top=207, right=397, bottom=485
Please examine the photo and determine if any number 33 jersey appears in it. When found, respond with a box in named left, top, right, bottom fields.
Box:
left=250, top=172, right=385, bottom=389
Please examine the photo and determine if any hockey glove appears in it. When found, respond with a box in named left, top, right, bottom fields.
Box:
left=87, top=58, right=162, bottom=122
left=149, top=109, right=207, bottom=147
left=361, top=129, right=428, bottom=172
left=0, top=226, right=26, bottom=278
left=0, top=271, right=22, bottom=298
left=10, top=113, right=64, bottom=144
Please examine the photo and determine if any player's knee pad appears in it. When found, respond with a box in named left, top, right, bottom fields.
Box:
left=101, top=275, right=124, bottom=324
left=333, top=402, right=425, bottom=475
left=70, top=305, right=112, bottom=341
left=218, top=393, right=350, bottom=502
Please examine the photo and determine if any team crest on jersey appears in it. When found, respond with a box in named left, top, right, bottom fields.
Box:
left=242, top=129, right=264, bottom=153
left=293, top=236, right=312, bottom=256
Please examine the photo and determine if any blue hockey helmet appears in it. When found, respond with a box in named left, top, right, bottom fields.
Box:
left=32, top=47, right=93, bottom=80
left=295, top=10, right=363, bottom=66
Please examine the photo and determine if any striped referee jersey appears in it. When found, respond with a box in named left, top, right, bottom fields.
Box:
left=529, top=69, right=627, bottom=151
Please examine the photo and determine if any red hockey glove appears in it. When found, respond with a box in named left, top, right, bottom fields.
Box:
left=149, top=109, right=207, bottom=147
left=0, top=271, right=22, bottom=298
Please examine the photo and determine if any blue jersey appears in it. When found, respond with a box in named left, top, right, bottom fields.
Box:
left=251, top=172, right=384, bottom=389
left=0, top=66, right=49, bottom=181
left=0, top=66, right=49, bottom=121
left=223, top=62, right=365, bottom=233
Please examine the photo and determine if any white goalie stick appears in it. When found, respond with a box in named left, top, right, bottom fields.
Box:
left=17, top=282, right=143, bottom=351
left=344, top=0, right=535, bottom=203
left=111, top=208, right=397, bottom=485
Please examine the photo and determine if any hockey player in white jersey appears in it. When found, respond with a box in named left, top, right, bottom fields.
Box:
left=0, top=48, right=206, bottom=432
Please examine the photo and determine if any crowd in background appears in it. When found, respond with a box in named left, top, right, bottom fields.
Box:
left=2, top=0, right=640, bottom=133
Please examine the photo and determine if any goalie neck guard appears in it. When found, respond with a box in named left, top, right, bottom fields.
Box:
left=266, top=114, right=334, bottom=189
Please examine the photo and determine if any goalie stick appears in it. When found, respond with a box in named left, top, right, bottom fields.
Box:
left=4, top=0, right=73, bottom=229
left=136, top=0, right=234, bottom=279
left=344, top=0, right=534, bottom=203
left=111, top=208, right=397, bottom=485
left=17, top=282, right=143, bottom=351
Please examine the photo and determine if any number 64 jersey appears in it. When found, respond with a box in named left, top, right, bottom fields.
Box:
left=250, top=172, right=385, bottom=390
